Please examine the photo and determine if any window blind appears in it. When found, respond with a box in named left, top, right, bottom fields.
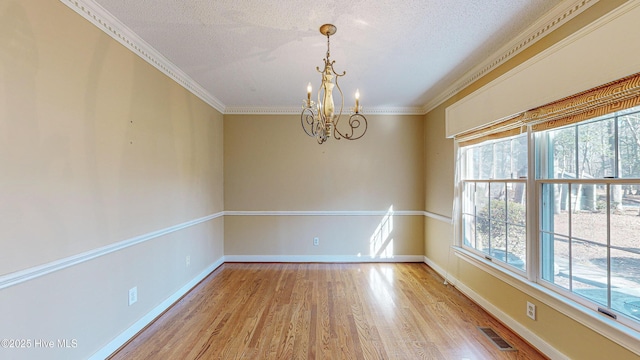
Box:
left=455, top=72, right=640, bottom=146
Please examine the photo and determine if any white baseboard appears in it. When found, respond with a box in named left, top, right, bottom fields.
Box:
left=89, top=257, right=225, bottom=360
left=224, top=255, right=424, bottom=263
left=423, top=255, right=457, bottom=286
left=91, top=255, right=563, bottom=359
left=423, top=256, right=566, bottom=360
left=90, top=254, right=419, bottom=358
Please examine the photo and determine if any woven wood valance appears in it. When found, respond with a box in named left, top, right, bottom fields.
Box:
left=456, top=71, right=640, bottom=147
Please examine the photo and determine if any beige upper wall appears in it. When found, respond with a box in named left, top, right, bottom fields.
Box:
left=0, top=0, right=224, bottom=275
left=1, top=2, right=224, bottom=358
left=423, top=1, right=638, bottom=358
left=224, top=114, right=424, bottom=258
left=423, top=105, right=453, bottom=217
left=446, top=1, right=640, bottom=137
left=424, top=0, right=629, bottom=217
left=225, top=114, right=424, bottom=212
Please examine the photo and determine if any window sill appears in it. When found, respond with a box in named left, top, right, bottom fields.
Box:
left=452, top=246, right=640, bottom=356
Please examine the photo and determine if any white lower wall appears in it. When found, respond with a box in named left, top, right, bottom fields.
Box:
left=224, top=213, right=425, bottom=259
left=90, top=256, right=225, bottom=359
left=0, top=217, right=224, bottom=360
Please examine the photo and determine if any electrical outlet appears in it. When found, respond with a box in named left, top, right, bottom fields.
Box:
left=186, top=255, right=190, bottom=267
left=129, top=287, right=138, bottom=306
left=313, top=237, right=319, bottom=246
left=527, top=301, right=536, bottom=320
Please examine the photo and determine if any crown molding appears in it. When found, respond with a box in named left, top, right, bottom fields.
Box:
left=60, top=0, right=226, bottom=114
left=422, top=0, right=599, bottom=114
left=364, top=107, right=426, bottom=115
left=223, top=107, right=304, bottom=115
left=61, top=0, right=597, bottom=117
left=60, top=0, right=421, bottom=116
left=224, top=106, right=425, bottom=116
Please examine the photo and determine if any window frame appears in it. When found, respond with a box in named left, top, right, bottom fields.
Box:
left=455, top=106, right=640, bottom=337
left=535, top=178, right=640, bottom=331
left=459, top=134, right=529, bottom=276
left=534, top=108, right=640, bottom=331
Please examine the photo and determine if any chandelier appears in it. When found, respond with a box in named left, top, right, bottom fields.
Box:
left=301, top=24, right=367, bottom=144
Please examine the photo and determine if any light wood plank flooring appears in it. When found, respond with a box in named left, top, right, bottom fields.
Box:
left=110, top=263, right=547, bottom=359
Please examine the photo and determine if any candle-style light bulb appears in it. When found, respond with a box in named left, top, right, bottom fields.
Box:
left=355, top=89, right=360, bottom=113
left=307, top=82, right=312, bottom=102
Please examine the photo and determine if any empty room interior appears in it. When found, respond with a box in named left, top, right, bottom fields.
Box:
left=2, top=0, right=640, bottom=359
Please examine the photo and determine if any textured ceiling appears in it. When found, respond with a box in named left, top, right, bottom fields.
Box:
left=91, top=0, right=567, bottom=113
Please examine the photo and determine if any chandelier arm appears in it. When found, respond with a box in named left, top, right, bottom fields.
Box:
left=315, top=120, right=327, bottom=144
left=315, top=115, right=327, bottom=140
left=317, top=79, right=326, bottom=125
left=301, top=107, right=316, bottom=137
left=331, top=66, right=346, bottom=78
left=325, top=59, right=346, bottom=78
left=331, top=73, right=345, bottom=140
left=317, top=78, right=324, bottom=108
left=333, top=113, right=368, bottom=140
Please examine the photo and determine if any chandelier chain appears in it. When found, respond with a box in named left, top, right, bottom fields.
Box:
left=326, top=33, right=330, bottom=61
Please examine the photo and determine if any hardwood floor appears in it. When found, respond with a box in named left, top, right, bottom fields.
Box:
left=110, top=263, right=547, bottom=359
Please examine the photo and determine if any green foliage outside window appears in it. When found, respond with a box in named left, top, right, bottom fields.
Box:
left=476, top=199, right=527, bottom=263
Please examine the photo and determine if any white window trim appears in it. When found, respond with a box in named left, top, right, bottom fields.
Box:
left=454, top=127, right=640, bottom=356
left=458, top=134, right=529, bottom=274
left=526, top=129, right=538, bottom=282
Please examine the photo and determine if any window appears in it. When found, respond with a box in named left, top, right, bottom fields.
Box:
left=461, top=134, right=528, bottom=272
left=453, top=72, right=640, bottom=351
left=455, top=73, right=640, bottom=334
left=457, top=113, right=640, bottom=331
left=537, top=106, right=640, bottom=326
